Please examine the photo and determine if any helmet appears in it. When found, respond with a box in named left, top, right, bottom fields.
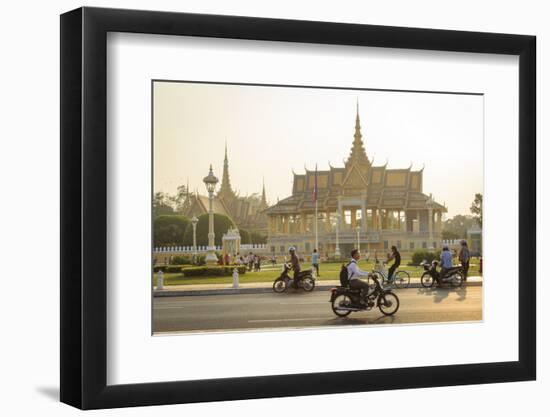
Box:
left=443, top=245, right=449, bottom=250
left=288, top=246, right=296, bottom=252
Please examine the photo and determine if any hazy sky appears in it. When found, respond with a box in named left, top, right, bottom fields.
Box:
left=153, top=81, right=483, bottom=218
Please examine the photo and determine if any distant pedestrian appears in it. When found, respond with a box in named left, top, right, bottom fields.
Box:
left=254, top=254, right=261, bottom=272
left=224, top=252, right=231, bottom=265
left=458, top=240, right=471, bottom=280
left=248, top=252, right=254, bottom=271
left=311, top=248, right=320, bottom=277
left=270, top=254, right=276, bottom=267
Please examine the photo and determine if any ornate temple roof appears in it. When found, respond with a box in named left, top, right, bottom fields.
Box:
left=265, top=103, right=446, bottom=214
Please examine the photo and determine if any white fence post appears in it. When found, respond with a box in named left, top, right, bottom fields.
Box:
left=156, top=270, right=164, bottom=290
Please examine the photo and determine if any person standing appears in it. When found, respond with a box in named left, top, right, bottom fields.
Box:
left=311, top=248, right=320, bottom=277
left=458, top=240, right=471, bottom=280
left=248, top=252, right=254, bottom=271
left=254, top=254, right=261, bottom=272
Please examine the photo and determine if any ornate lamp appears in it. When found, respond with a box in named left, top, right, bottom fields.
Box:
left=191, top=215, right=199, bottom=256
left=203, top=165, right=219, bottom=264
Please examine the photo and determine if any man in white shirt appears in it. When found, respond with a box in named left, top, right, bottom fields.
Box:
left=347, top=249, right=373, bottom=301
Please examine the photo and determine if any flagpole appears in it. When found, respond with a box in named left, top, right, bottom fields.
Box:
left=314, top=197, right=318, bottom=253
left=314, top=164, right=318, bottom=253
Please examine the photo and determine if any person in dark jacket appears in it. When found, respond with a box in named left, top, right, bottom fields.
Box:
left=289, top=246, right=301, bottom=288
left=387, top=245, right=401, bottom=283
left=458, top=240, right=471, bottom=280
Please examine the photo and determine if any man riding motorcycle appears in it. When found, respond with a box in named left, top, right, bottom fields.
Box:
left=288, top=246, right=301, bottom=289
left=347, top=249, right=373, bottom=303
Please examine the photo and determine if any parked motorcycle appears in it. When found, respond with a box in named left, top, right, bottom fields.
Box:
left=420, top=260, right=463, bottom=288
left=273, top=263, right=315, bottom=293
left=329, top=274, right=400, bottom=317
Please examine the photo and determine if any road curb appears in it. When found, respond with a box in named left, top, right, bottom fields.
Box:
left=154, top=281, right=482, bottom=297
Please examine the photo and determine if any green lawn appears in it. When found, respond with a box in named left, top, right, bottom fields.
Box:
left=153, top=260, right=482, bottom=286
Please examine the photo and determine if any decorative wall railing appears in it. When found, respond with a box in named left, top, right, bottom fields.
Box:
left=153, top=243, right=268, bottom=254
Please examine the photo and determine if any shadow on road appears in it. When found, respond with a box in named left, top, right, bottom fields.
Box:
left=416, top=286, right=469, bottom=303
left=326, top=315, right=397, bottom=326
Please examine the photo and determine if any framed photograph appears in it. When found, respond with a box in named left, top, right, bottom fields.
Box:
left=60, top=6, right=536, bottom=409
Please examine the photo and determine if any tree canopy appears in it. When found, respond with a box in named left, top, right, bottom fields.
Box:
left=153, top=192, right=175, bottom=217
left=470, top=193, right=483, bottom=228
left=153, top=215, right=190, bottom=247
left=183, top=213, right=235, bottom=247
left=442, top=214, right=478, bottom=239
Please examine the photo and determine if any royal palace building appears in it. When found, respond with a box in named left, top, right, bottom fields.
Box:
left=265, top=105, right=447, bottom=257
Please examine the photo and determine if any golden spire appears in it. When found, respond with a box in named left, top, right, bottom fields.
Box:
left=347, top=100, right=369, bottom=166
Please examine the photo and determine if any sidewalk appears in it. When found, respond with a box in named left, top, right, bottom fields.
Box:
left=153, top=276, right=483, bottom=297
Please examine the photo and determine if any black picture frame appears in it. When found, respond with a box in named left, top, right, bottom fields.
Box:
left=60, top=6, right=536, bottom=410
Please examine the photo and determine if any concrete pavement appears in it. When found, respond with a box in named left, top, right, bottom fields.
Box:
left=153, top=286, right=483, bottom=333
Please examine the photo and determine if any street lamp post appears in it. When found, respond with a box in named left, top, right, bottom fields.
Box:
left=334, top=212, right=341, bottom=259
left=203, top=165, right=219, bottom=265
left=356, top=225, right=361, bottom=252
left=191, top=215, right=199, bottom=259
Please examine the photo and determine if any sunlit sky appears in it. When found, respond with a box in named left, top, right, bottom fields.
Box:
left=153, top=81, right=483, bottom=218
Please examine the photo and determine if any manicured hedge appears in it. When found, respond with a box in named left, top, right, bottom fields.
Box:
left=153, top=265, right=186, bottom=273
left=410, top=249, right=441, bottom=266
left=181, top=265, right=247, bottom=277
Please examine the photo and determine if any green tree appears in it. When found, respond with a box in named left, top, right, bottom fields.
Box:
left=470, top=193, right=483, bottom=227
left=153, top=215, right=190, bottom=246
left=442, top=214, right=477, bottom=239
left=153, top=192, right=174, bottom=217
left=239, top=229, right=251, bottom=245
left=250, top=231, right=267, bottom=244
left=182, top=213, right=235, bottom=247
left=173, top=184, right=191, bottom=214
left=442, top=230, right=460, bottom=240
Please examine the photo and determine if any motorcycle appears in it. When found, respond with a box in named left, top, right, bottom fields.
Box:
left=329, top=274, right=400, bottom=317
left=272, top=263, right=315, bottom=293
left=420, top=260, right=464, bottom=288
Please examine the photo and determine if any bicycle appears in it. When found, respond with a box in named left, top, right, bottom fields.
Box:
left=372, top=260, right=410, bottom=289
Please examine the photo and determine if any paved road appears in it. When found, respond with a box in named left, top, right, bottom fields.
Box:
left=153, top=286, right=482, bottom=334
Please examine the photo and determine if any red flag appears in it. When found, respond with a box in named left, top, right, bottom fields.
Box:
left=312, top=164, right=318, bottom=202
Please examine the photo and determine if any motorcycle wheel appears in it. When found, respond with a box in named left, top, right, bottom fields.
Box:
left=393, top=271, right=410, bottom=289
left=421, top=272, right=434, bottom=288
left=331, top=294, right=353, bottom=317
left=272, top=278, right=286, bottom=293
left=302, top=276, right=315, bottom=292
left=378, top=291, right=400, bottom=316
left=449, top=271, right=464, bottom=288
